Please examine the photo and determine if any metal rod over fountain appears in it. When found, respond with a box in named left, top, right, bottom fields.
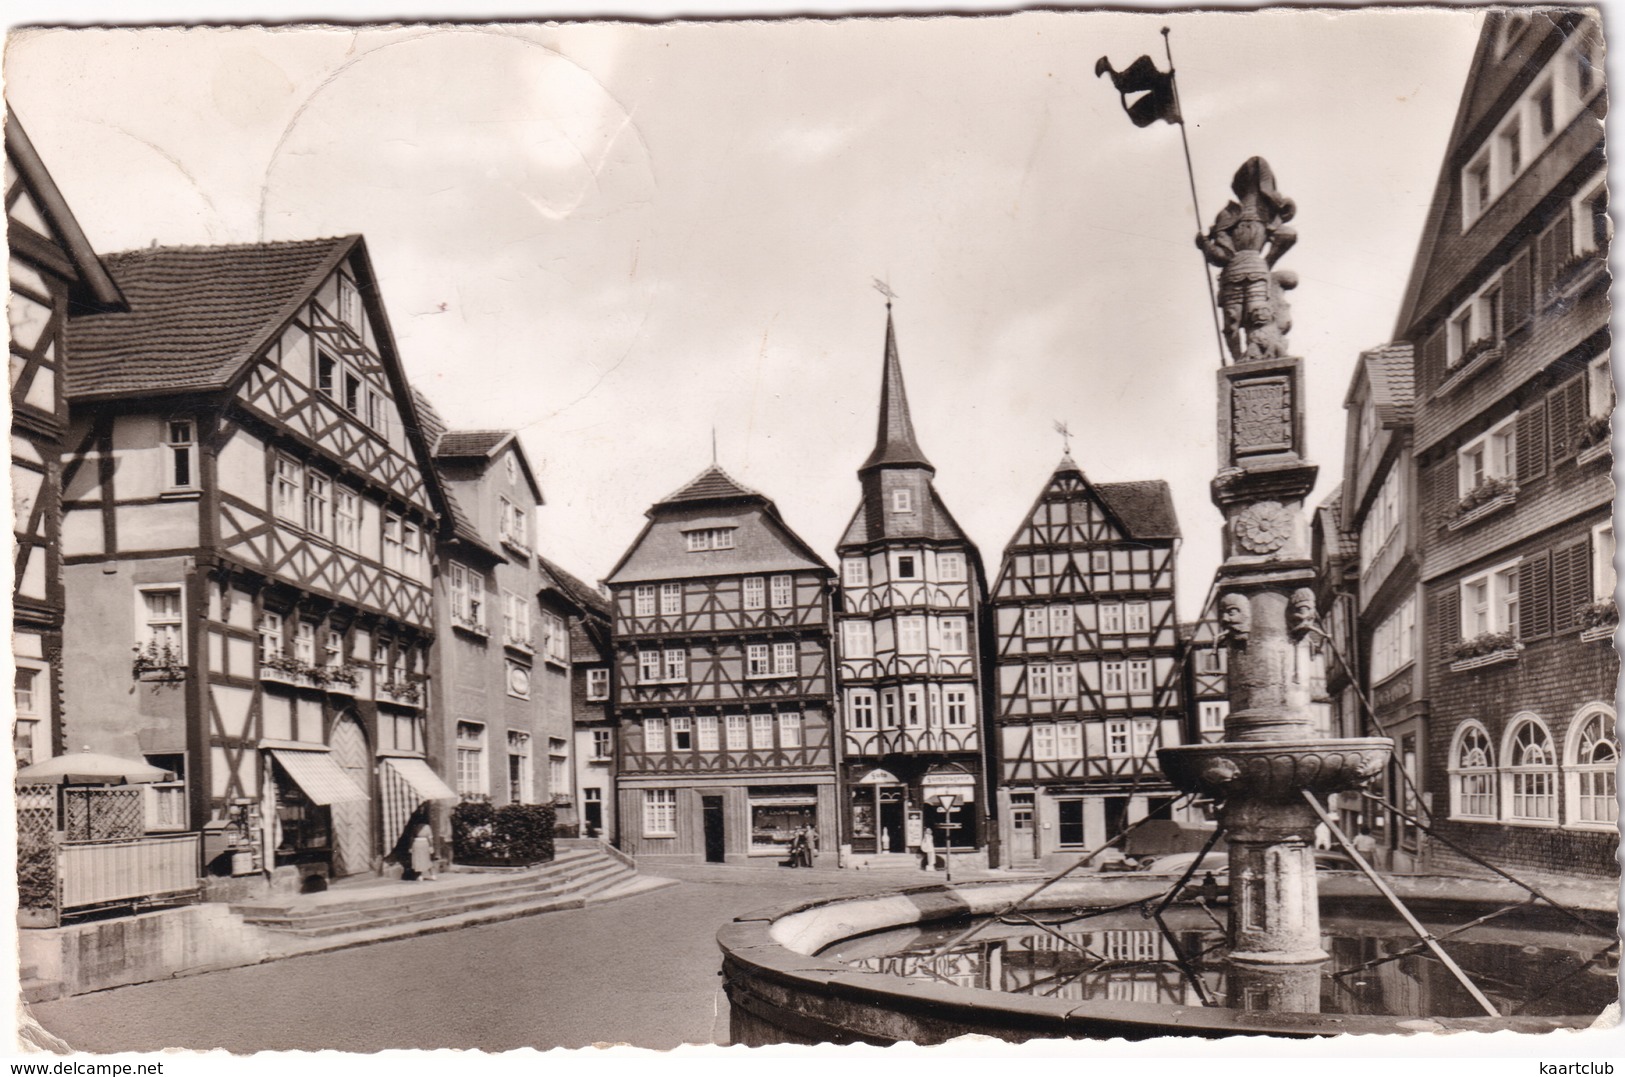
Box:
left=1157, top=157, right=1392, bottom=999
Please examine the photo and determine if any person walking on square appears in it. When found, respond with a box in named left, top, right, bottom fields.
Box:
left=919, top=826, right=935, bottom=871
left=410, top=820, right=436, bottom=882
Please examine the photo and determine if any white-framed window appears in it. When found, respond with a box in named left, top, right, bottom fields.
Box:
left=891, top=488, right=913, bottom=513
left=662, top=648, right=686, bottom=682
left=743, top=577, right=766, bottom=610
left=449, top=562, right=484, bottom=632
left=751, top=713, right=774, bottom=749
left=747, top=644, right=771, bottom=677
left=335, top=488, right=360, bottom=550
left=937, top=552, right=965, bottom=582
left=1587, top=350, right=1614, bottom=419
left=14, top=667, right=40, bottom=767
left=1573, top=170, right=1610, bottom=259
left=315, top=350, right=337, bottom=398
left=337, top=274, right=362, bottom=330
left=381, top=513, right=403, bottom=572
left=697, top=715, right=720, bottom=751
left=772, top=642, right=797, bottom=676
left=506, top=659, right=531, bottom=699
left=1052, top=662, right=1077, bottom=699
left=507, top=731, right=534, bottom=804
left=1591, top=521, right=1615, bottom=600
left=634, top=585, right=656, bottom=617
left=1028, top=663, right=1052, bottom=699
left=727, top=714, right=749, bottom=750
left=1099, top=602, right=1123, bottom=634
left=685, top=527, right=735, bottom=551
left=498, top=497, right=529, bottom=552
left=587, top=668, right=609, bottom=701
left=456, top=721, right=487, bottom=797
left=501, top=590, right=531, bottom=648
left=1091, top=550, right=1110, bottom=573
left=638, top=649, right=661, bottom=683
left=944, top=688, right=970, bottom=727
left=548, top=738, right=569, bottom=798
left=342, top=370, right=362, bottom=415
left=843, top=558, right=869, bottom=588
left=671, top=716, right=693, bottom=751
left=770, top=575, right=793, bottom=608
left=642, top=789, right=677, bottom=837
left=1046, top=605, right=1072, bottom=639
left=294, top=620, right=316, bottom=666
left=273, top=455, right=302, bottom=522
left=1460, top=561, right=1520, bottom=639
left=894, top=553, right=918, bottom=580
left=543, top=611, right=568, bottom=664
left=1032, top=723, right=1057, bottom=761
left=142, top=753, right=187, bottom=831
left=1056, top=721, right=1082, bottom=759
left=1359, top=466, right=1403, bottom=571
left=779, top=712, right=802, bottom=748
left=257, top=609, right=283, bottom=663
left=645, top=718, right=668, bottom=752
left=880, top=691, right=899, bottom=730
left=591, top=728, right=613, bottom=760
left=1199, top=701, right=1228, bottom=735
left=1105, top=719, right=1130, bottom=758
left=138, top=586, right=185, bottom=660
left=1446, top=279, right=1503, bottom=366
left=402, top=522, right=426, bottom=580
left=1370, top=594, right=1417, bottom=682
left=1128, top=660, right=1152, bottom=693
left=164, top=419, right=196, bottom=490
left=940, top=616, right=968, bottom=654
left=1023, top=607, right=1048, bottom=638
left=902, top=686, right=925, bottom=729
left=1032, top=553, right=1051, bottom=576
left=1132, top=719, right=1157, bottom=757
left=849, top=690, right=877, bottom=730
left=1564, top=705, right=1618, bottom=829
left=841, top=620, right=874, bottom=659
left=1502, top=716, right=1557, bottom=824
left=1458, top=415, right=1518, bottom=495
left=660, top=582, right=681, bottom=616
left=302, top=472, right=330, bottom=536
left=898, top=616, right=926, bottom=653
left=1124, top=601, right=1151, bottom=633
left=1102, top=661, right=1125, bottom=695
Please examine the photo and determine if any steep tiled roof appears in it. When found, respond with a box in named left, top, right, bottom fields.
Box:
left=65, top=237, right=354, bottom=400
left=656, top=464, right=763, bottom=507
left=435, top=430, right=511, bottom=459
left=1097, top=480, right=1181, bottom=541
left=414, top=390, right=499, bottom=558
left=1316, top=483, right=1359, bottom=564
left=537, top=554, right=611, bottom=618
left=838, top=486, right=969, bottom=547
left=1362, top=342, right=1416, bottom=425
left=860, top=310, right=934, bottom=473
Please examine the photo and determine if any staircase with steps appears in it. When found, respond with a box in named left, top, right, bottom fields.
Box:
left=232, top=842, right=671, bottom=939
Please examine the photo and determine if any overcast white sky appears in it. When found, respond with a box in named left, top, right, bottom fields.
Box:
left=5, top=8, right=1482, bottom=618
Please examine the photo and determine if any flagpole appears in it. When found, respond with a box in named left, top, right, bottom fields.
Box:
left=1163, top=27, right=1230, bottom=368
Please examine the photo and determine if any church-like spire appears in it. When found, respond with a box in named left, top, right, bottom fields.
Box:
left=859, top=307, right=934, bottom=475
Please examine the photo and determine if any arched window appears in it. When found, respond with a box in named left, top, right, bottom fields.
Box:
left=1449, top=721, right=1497, bottom=820
left=1502, top=716, right=1558, bottom=824
left=1564, top=705, right=1618, bottom=829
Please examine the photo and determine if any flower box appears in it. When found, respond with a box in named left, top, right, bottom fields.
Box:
left=1447, top=489, right=1517, bottom=531
left=1579, top=625, right=1615, bottom=643
left=1449, top=632, right=1521, bottom=672
left=1435, top=341, right=1502, bottom=396
left=1448, top=648, right=1520, bottom=672
left=131, top=642, right=187, bottom=685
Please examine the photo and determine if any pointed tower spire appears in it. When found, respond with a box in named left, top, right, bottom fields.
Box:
left=859, top=308, right=935, bottom=475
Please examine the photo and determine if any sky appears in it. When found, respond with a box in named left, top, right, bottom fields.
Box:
left=4, top=6, right=1484, bottom=619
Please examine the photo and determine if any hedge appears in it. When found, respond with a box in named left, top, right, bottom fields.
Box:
left=451, top=800, right=556, bottom=866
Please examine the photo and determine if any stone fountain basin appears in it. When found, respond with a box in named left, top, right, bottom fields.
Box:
left=717, top=873, right=1610, bottom=1046
left=1158, top=738, right=1392, bottom=802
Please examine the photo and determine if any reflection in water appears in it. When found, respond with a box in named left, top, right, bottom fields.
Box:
left=821, top=908, right=1618, bottom=1020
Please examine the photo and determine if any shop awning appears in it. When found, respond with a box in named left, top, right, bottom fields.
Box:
left=268, top=748, right=368, bottom=805
left=380, top=757, right=458, bottom=803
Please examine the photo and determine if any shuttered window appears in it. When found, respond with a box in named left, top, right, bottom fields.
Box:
left=1518, top=550, right=1552, bottom=640
left=1423, top=457, right=1458, bottom=528
left=1546, top=375, right=1587, bottom=463
left=1551, top=537, right=1593, bottom=632
left=1418, top=326, right=1447, bottom=397
left=1431, top=587, right=1460, bottom=665
left=1535, top=207, right=1574, bottom=303
left=1515, top=400, right=1547, bottom=482
left=1504, top=247, right=1534, bottom=334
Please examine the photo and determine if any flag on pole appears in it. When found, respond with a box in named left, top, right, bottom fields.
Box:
left=1094, top=54, right=1182, bottom=127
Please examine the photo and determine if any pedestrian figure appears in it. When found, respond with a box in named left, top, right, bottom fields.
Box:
left=1199, top=872, right=1220, bottom=906
left=797, top=825, right=816, bottom=868
left=1352, top=826, right=1378, bottom=863
left=1313, top=822, right=1331, bottom=850
left=785, top=828, right=807, bottom=869
left=410, top=822, right=436, bottom=882
left=919, top=826, right=935, bottom=871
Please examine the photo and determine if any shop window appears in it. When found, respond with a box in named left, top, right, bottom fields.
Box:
left=849, top=690, right=877, bottom=730
left=749, top=788, right=817, bottom=855
left=1057, top=800, right=1086, bottom=848
left=1565, top=705, right=1618, bottom=828
left=1502, top=716, right=1557, bottom=823
left=642, top=789, right=677, bottom=837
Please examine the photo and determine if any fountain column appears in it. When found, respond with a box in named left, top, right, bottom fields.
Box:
left=1159, top=157, right=1391, bottom=984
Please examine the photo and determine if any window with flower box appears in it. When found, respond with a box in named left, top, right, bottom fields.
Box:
left=1460, top=562, right=1519, bottom=641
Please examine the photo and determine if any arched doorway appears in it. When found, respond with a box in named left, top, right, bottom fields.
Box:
left=328, top=711, right=374, bottom=876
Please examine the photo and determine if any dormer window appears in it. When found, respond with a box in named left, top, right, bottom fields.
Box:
left=891, top=489, right=912, bottom=513
left=685, top=528, right=736, bottom=552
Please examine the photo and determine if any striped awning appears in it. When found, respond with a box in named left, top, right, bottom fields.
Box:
left=268, top=748, right=368, bottom=805
left=381, top=757, right=458, bottom=804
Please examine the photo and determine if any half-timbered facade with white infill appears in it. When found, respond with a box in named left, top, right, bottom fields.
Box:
left=834, top=308, right=991, bottom=864
left=991, top=456, right=1190, bottom=869
left=61, top=235, right=452, bottom=896
left=6, top=116, right=127, bottom=772
left=605, top=463, right=837, bottom=863
left=1180, top=602, right=1229, bottom=749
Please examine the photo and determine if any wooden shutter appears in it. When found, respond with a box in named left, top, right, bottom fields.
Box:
left=1537, top=208, right=1574, bottom=302
left=1518, top=550, right=1552, bottom=641
left=1422, top=457, right=1459, bottom=529
left=1504, top=247, right=1534, bottom=334
left=1551, top=537, right=1593, bottom=631
left=1515, top=399, right=1548, bottom=482
left=1418, top=327, right=1446, bottom=397
left=1547, top=375, right=1587, bottom=463
left=1431, top=586, right=1460, bottom=665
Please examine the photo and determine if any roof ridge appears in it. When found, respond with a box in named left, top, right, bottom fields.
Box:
left=100, top=235, right=359, bottom=260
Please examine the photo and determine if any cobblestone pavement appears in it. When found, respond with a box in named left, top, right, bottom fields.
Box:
left=28, top=860, right=971, bottom=1054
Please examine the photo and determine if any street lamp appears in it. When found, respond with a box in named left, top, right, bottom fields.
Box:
left=931, top=792, right=961, bottom=884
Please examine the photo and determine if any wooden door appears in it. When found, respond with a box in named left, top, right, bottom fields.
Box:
left=328, top=712, right=373, bottom=876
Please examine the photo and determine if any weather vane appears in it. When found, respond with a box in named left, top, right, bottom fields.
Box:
left=1053, top=419, right=1073, bottom=455
left=871, top=278, right=897, bottom=307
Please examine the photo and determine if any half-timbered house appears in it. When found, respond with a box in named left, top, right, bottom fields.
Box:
left=1396, top=10, right=1615, bottom=880
left=7, top=116, right=127, bottom=770
left=833, top=309, right=992, bottom=865
left=605, top=464, right=837, bottom=863
left=990, top=456, right=1189, bottom=869
left=1180, top=608, right=1228, bottom=748
left=536, top=556, right=617, bottom=841
left=60, top=235, right=451, bottom=894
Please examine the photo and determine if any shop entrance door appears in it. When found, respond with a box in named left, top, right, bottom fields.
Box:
left=702, top=796, right=725, bottom=862
left=328, top=713, right=373, bottom=877
left=878, top=785, right=906, bottom=852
